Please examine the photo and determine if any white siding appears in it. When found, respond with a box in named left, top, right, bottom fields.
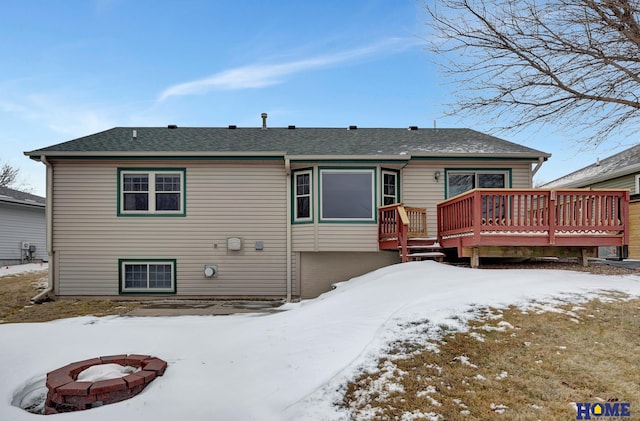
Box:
left=52, top=160, right=288, bottom=296
left=0, top=203, right=46, bottom=264
left=402, top=161, right=533, bottom=235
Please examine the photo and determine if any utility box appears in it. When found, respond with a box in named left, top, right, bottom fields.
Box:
left=227, top=237, right=242, bottom=251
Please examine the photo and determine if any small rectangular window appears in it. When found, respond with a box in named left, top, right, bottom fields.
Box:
left=293, top=170, right=313, bottom=222
left=120, top=260, right=176, bottom=293
left=119, top=169, right=185, bottom=216
left=382, top=170, right=399, bottom=206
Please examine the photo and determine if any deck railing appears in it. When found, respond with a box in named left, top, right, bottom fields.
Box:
left=378, top=204, right=427, bottom=262
left=437, top=189, right=629, bottom=249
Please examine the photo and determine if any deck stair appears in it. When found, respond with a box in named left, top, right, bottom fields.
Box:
left=378, top=204, right=443, bottom=263
left=402, top=237, right=445, bottom=262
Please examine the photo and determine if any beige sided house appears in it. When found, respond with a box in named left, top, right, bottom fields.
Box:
left=25, top=123, right=550, bottom=300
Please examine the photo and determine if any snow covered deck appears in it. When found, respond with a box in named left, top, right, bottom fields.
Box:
left=436, top=189, right=630, bottom=267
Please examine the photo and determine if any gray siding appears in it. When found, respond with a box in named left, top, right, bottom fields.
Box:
left=591, top=173, right=638, bottom=192
left=0, top=202, right=46, bottom=264
left=299, top=251, right=400, bottom=298
left=51, top=160, right=288, bottom=296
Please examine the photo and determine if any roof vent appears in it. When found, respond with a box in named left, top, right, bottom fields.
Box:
left=228, top=125, right=237, bottom=129
left=348, top=125, right=357, bottom=130
left=132, top=129, right=137, bottom=140
left=261, top=112, right=268, bottom=129
left=408, top=126, right=418, bottom=131
left=167, top=124, right=178, bottom=129
left=288, top=125, right=296, bottom=130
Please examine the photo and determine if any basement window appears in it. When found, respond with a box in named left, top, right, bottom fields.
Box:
left=119, top=259, right=176, bottom=293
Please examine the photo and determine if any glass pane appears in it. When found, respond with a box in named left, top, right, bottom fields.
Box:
left=124, top=264, right=147, bottom=288
left=124, top=193, right=149, bottom=210
left=156, top=174, right=180, bottom=192
left=296, top=197, right=310, bottom=218
left=448, top=174, right=474, bottom=197
left=296, top=173, right=310, bottom=195
left=149, top=264, right=172, bottom=289
left=383, top=174, right=396, bottom=196
left=156, top=193, right=180, bottom=210
left=123, top=174, right=148, bottom=192
left=478, top=173, right=505, bottom=188
left=321, top=171, right=373, bottom=219
left=383, top=196, right=395, bottom=206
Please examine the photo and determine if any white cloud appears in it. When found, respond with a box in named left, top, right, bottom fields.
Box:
left=158, top=37, right=420, bottom=101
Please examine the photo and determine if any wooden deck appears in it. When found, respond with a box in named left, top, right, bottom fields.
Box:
left=436, top=189, right=630, bottom=267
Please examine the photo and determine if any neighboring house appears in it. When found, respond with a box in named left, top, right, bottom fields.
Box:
left=543, top=143, right=640, bottom=192
left=0, top=186, right=46, bottom=265
left=25, top=123, right=550, bottom=300
left=543, top=143, right=640, bottom=259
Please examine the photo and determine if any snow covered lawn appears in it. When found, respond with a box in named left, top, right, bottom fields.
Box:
left=2, top=261, right=640, bottom=420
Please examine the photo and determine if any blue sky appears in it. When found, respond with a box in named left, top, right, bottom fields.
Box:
left=0, top=0, right=633, bottom=197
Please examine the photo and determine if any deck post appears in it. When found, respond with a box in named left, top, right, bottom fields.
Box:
left=470, top=247, right=480, bottom=268
left=579, top=248, right=589, bottom=267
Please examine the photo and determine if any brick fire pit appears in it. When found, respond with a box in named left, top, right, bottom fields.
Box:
left=44, top=354, right=167, bottom=415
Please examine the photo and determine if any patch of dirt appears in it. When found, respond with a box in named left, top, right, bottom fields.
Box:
left=476, top=258, right=637, bottom=276
left=0, top=271, right=140, bottom=324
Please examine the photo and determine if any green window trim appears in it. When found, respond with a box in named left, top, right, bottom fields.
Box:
left=118, top=258, right=177, bottom=294
left=292, top=169, right=313, bottom=224
left=318, top=167, right=377, bottom=223
left=381, top=168, right=400, bottom=206
left=444, top=168, right=512, bottom=199
left=117, top=168, right=186, bottom=217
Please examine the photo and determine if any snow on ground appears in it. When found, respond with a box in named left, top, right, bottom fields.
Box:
left=1, top=261, right=640, bottom=420
left=0, top=263, right=48, bottom=278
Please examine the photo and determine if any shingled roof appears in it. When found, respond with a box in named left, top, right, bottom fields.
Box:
left=0, top=186, right=45, bottom=207
left=543, top=143, right=640, bottom=188
left=25, top=126, right=550, bottom=160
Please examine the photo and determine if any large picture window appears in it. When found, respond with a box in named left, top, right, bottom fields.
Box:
left=119, top=259, right=176, bottom=293
left=446, top=170, right=509, bottom=198
left=118, top=169, right=185, bottom=216
left=320, top=169, right=375, bottom=222
left=293, top=170, right=313, bottom=222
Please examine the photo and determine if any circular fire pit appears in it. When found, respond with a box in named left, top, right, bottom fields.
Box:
left=44, top=354, right=167, bottom=415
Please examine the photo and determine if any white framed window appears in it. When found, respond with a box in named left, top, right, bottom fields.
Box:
left=446, top=169, right=510, bottom=198
left=320, top=168, right=375, bottom=222
left=119, top=259, right=176, bottom=293
left=635, top=174, right=640, bottom=194
left=381, top=170, right=399, bottom=206
left=118, top=169, right=185, bottom=215
left=293, top=170, right=313, bottom=222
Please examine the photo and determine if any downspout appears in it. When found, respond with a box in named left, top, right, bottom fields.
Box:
left=31, top=155, right=54, bottom=303
left=532, top=157, right=545, bottom=177
left=285, top=156, right=292, bottom=302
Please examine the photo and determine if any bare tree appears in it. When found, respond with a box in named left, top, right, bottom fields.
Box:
left=0, top=163, right=20, bottom=188
left=426, top=0, right=640, bottom=146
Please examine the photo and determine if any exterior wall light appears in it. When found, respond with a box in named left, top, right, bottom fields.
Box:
left=434, top=171, right=441, bottom=182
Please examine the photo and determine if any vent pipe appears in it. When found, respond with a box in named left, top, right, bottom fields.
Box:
left=261, top=113, right=268, bottom=129
left=132, top=129, right=137, bottom=140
